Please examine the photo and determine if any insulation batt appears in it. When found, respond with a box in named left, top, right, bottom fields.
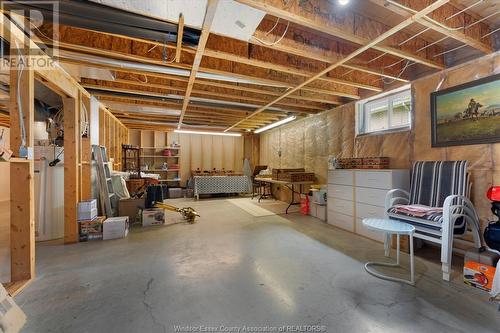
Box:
left=260, top=51, right=500, bottom=238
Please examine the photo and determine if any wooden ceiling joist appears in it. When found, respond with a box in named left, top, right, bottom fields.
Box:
left=369, top=0, right=493, bottom=54
left=175, top=13, right=184, bottom=63
left=50, top=36, right=360, bottom=100
left=111, top=74, right=343, bottom=105
left=226, top=0, right=451, bottom=131
left=236, top=0, right=445, bottom=70
left=82, top=77, right=332, bottom=111
left=178, top=0, right=219, bottom=128
left=95, top=95, right=281, bottom=120
left=83, top=82, right=325, bottom=114
left=249, top=17, right=410, bottom=82
left=203, top=48, right=382, bottom=92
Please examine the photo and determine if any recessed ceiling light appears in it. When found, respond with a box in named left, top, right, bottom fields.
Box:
left=338, top=0, right=350, bottom=5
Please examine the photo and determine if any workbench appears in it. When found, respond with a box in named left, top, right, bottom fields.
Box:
left=254, top=177, right=313, bottom=214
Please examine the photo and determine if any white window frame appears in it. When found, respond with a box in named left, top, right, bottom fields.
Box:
left=356, top=85, right=412, bottom=136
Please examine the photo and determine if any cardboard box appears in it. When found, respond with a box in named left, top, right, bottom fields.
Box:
left=78, top=199, right=98, bottom=221
left=142, top=208, right=165, bottom=226
left=0, top=284, right=27, bottom=332
left=464, top=249, right=499, bottom=267
left=464, top=261, right=496, bottom=292
left=78, top=216, right=105, bottom=242
left=118, top=198, right=145, bottom=223
left=103, top=216, right=129, bottom=240
left=168, top=188, right=183, bottom=199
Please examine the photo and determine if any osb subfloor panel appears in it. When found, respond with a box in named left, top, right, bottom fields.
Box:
left=16, top=198, right=500, bottom=333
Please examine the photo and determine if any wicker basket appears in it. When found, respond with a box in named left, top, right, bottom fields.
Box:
left=361, top=157, right=390, bottom=169
left=278, top=172, right=316, bottom=182
left=272, top=168, right=305, bottom=180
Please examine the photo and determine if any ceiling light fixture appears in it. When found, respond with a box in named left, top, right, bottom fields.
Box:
left=338, top=0, right=350, bottom=5
left=174, top=129, right=241, bottom=137
left=254, top=116, right=297, bottom=134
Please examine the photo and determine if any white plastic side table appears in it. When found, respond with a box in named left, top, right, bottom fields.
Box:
left=362, top=218, right=415, bottom=285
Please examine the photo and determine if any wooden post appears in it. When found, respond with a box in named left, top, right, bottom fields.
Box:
left=9, top=50, right=35, bottom=282
left=80, top=94, right=92, bottom=200
left=63, top=96, right=79, bottom=244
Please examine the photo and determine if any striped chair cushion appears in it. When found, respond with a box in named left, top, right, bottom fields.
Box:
left=387, top=161, right=469, bottom=234
left=409, top=161, right=468, bottom=207
left=387, top=207, right=466, bottom=234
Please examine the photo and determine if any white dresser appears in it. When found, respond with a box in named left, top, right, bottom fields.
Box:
left=327, top=169, right=409, bottom=242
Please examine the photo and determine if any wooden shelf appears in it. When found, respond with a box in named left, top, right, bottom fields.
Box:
left=141, top=169, right=180, bottom=172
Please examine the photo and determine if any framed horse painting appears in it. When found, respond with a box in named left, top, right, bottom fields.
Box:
left=430, top=73, right=500, bottom=147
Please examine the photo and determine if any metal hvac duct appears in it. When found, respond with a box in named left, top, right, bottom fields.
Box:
left=57, top=50, right=289, bottom=88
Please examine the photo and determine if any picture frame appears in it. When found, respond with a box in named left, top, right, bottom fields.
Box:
left=430, top=73, right=500, bottom=147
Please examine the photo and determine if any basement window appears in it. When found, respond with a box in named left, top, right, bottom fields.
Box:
left=357, top=86, right=412, bottom=135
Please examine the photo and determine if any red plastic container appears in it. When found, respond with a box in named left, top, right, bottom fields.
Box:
left=300, top=195, right=309, bottom=215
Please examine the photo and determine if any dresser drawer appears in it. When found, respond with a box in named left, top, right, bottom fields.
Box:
left=327, top=184, right=353, bottom=201
left=328, top=170, right=354, bottom=186
left=355, top=202, right=386, bottom=220
left=356, top=218, right=384, bottom=243
left=355, top=171, right=392, bottom=189
left=327, top=197, right=354, bottom=216
left=327, top=210, right=354, bottom=232
left=355, top=187, right=387, bottom=207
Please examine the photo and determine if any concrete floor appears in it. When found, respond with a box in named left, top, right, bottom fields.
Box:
left=16, top=198, right=500, bottom=333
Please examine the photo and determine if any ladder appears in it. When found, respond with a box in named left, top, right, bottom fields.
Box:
left=92, top=145, right=117, bottom=217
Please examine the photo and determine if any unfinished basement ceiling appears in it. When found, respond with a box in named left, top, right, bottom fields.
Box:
left=104, top=102, right=181, bottom=116
left=91, top=0, right=267, bottom=41
left=24, top=0, right=499, bottom=131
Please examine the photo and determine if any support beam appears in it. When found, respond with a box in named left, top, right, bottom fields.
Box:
left=63, top=96, right=79, bottom=244
left=226, top=0, right=450, bottom=131
left=178, top=0, right=219, bottom=128
left=80, top=93, right=92, bottom=200
left=9, top=48, right=35, bottom=283
left=176, top=13, right=184, bottom=63
left=369, top=0, right=493, bottom=54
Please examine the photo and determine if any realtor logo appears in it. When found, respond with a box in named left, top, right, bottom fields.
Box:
left=0, top=0, right=59, bottom=70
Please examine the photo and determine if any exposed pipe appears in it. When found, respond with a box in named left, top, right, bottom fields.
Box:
left=119, top=119, right=231, bottom=130
left=56, top=50, right=289, bottom=88
left=87, top=87, right=296, bottom=113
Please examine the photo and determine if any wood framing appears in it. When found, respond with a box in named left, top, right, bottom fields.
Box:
left=63, top=96, right=79, bottom=244
left=178, top=0, right=219, bottom=128
left=235, top=0, right=445, bottom=69
left=14, top=1, right=499, bottom=132
left=369, top=0, right=493, bottom=54
left=176, top=13, right=184, bottom=63
left=9, top=47, right=35, bottom=282
left=226, top=0, right=451, bottom=130
left=80, top=93, right=92, bottom=200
